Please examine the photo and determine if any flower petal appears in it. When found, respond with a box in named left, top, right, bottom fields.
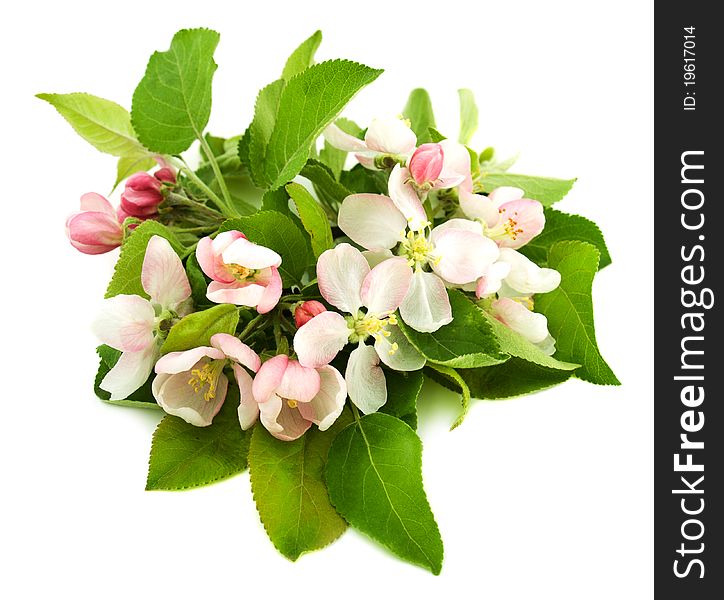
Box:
left=364, top=116, right=417, bottom=155
left=388, top=164, right=428, bottom=232
left=206, top=281, right=266, bottom=307
left=79, top=192, right=116, bottom=216
left=338, top=194, right=407, bottom=251
left=491, top=298, right=550, bottom=344
left=436, top=140, right=470, bottom=188
left=459, top=189, right=499, bottom=226
left=316, top=243, right=369, bottom=313
left=498, top=248, right=561, bottom=295
left=222, top=237, right=282, bottom=270
left=360, top=256, right=412, bottom=316
left=276, top=359, right=321, bottom=403
left=152, top=366, right=228, bottom=427
left=346, top=344, right=387, bottom=414
left=100, top=345, right=157, bottom=401
left=489, top=186, right=524, bottom=206
left=255, top=267, right=282, bottom=314
left=399, top=270, right=453, bottom=333
left=323, top=123, right=369, bottom=153
left=252, top=355, right=288, bottom=404
left=362, top=249, right=394, bottom=268
left=475, top=261, right=512, bottom=298
left=374, top=325, right=426, bottom=371
left=210, top=333, right=260, bottom=372
left=297, top=365, right=347, bottom=431
left=495, top=199, right=545, bottom=249
left=142, top=235, right=191, bottom=309
left=259, top=395, right=312, bottom=441
left=431, top=225, right=499, bottom=285
left=234, top=364, right=259, bottom=430
left=154, top=347, right=225, bottom=374
left=293, top=311, right=350, bottom=369
left=92, top=294, right=155, bottom=353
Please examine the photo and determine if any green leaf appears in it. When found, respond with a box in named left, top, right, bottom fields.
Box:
left=402, top=88, right=436, bottom=144
left=319, top=117, right=362, bottom=178
left=185, top=253, right=211, bottom=309
left=94, top=345, right=159, bottom=408
left=427, top=127, right=446, bottom=143
left=37, top=92, right=149, bottom=158
left=263, top=60, right=383, bottom=189
left=160, top=304, right=239, bottom=354
left=340, top=163, right=388, bottom=195
left=426, top=364, right=471, bottom=430
left=457, top=89, right=478, bottom=145
left=245, top=79, right=286, bottom=188
left=480, top=309, right=579, bottom=371
left=115, top=154, right=157, bottom=188
left=535, top=241, right=620, bottom=385
left=131, top=28, right=220, bottom=154
left=146, top=386, right=251, bottom=490
left=398, top=289, right=507, bottom=368
left=458, top=358, right=573, bottom=400
left=380, top=370, right=423, bottom=430
left=105, top=221, right=183, bottom=298
left=477, top=172, right=576, bottom=206
left=520, top=208, right=612, bottom=269
left=219, top=211, right=313, bottom=287
left=326, top=413, right=444, bottom=574
left=285, top=182, right=333, bottom=257
left=281, top=30, right=323, bottom=81
left=300, top=159, right=352, bottom=209
left=248, top=409, right=352, bottom=561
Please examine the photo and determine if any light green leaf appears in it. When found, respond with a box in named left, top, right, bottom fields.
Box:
left=402, top=88, right=436, bottom=144
left=457, top=89, right=478, bottom=145
left=477, top=172, right=576, bottom=206
left=458, top=358, right=573, bottom=400
left=263, top=60, right=383, bottom=189
left=398, top=289, right=507, bottom=368
left=94, top=345, right=159, bottom=408
left=131, top=28, right=220, bottom=154
left=37, top=92, right=149, bottom=158
left=326, top=413, right=444, bottom=574
left=426, top=364, right=472, bottom=429
left=245, top=79, right=286, bottom=187
left=535, top=241, right=620, bottom=385
left=248, top=409, right=352, bottom=561
left=520, top=208, right=612, bottom=269
left=146, top=386, right=251, bottom=490
left=380, top=370, right=423, bottom=430
left=105, top=221, right=183, bottom=298
left=300, top=159, right=352, bottom=209
left=319, top=117, right=362, bottom=178
left=115, top=154, right=157, bottom=188
left=285, top=182, right=333, bottom=257
left=160, top=304, right=239, bottom=354
left=480, top=309, right=579, bottom=371
left=281, top=30, right=323, bottom=81
left=219, top=211, right=313, bottom=287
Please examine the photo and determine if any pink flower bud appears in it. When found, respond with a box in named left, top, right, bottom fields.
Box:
left=121, top=172, right=164, bottom=218
left=66, top=193, right=124, bottom=255
left=154, top=167, right=176, bottom=184
left=294, top=300, right=327, bottom=328
left=408, top=143, right=444, bottom=186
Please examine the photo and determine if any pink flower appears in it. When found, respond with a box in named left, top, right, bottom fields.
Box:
left=294, top=300, right=326, bottom=328
left=152, top=333, right=260, bottom=427
left=66, top=193, right=124, bottom=255
left=408, top=143, right=444, bottom=185
left=293, top=244, right=425, bottom=414
left=196, top=230, right=283, bottom=313
left=92, top=236, right=192, bottom=400
left=154, top=167, right=176, bottom=184
left=241, top=354, right=347, bottom=441
left=120, top=172, right=167, bottom=218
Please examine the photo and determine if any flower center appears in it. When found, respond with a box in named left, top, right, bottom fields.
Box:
left=348, top=312, right=399, bottom=354
left=226, top=263, right=255, bottom=282
left=285, top=399, right=298, bottom=409
left=399, top=229, right=438, bottom=268
left=486, top=211, right=524, bottom=242
left=188, top=359, right=225, bottom=402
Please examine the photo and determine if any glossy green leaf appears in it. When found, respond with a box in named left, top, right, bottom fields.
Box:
left=458, top=358, right=573, bottom=400
left=160, top=304, right=239, bottom=354
left=285, top=182, right=333, bottom=257
left=402, top=88, right=436, bottom=144
left=281, top=30, right=322, bottom=81
left=380, top=370, right=423, bottom=430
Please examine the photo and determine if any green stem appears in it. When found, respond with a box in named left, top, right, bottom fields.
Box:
left=238, top=313, right=265, bottom=341
left=169, top=157, right=236, bottom=219
left=198, top=135, right=235, bottom=215
left=350, top=403, right=362, bottom=422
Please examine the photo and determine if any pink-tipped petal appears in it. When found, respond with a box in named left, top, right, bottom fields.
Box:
left=259, top=396, right=312, bottom=441
left=152, top=366, right=228, bottom=427
left=142, top=236, right=191, bottom=309
left=92, top=294, right=155, bottom=353
left=345, top=344, right=387, bottom=414
left=79, top=192, right=115, bottom=216
left=255, top=267, right=282, bottom=314
left=155, top=347, right=225, bottom=374
left=408, top=143, right=444, bottom=185
left=100, top=345, right=157, bottom=401
left=365, top=116, right=417, bottom=155
left=294, top=300, right=327, bottom=328
left=495, top=199, right=545, bottom=248
left=293, top=311, right=350, bottom=369
left=388, top=165, right=427, bottom=232
left=360, top=256, right=413, bottom=316
left=196, top=231, right=246, bottom=283
left=66, top=211, right=123, bottom=254
left=459, top=189, right=500, bottom=226
left=431, top=226, right=499, bottom=285
left=252, top=355, right=289, bottom=404
left=491, top=298, right=551, bottom=345
left=323, top=123, right=369, bottom=153
left=277, top=360, right=321, bottom=403
left=210, top=333, right=260, bottom=372
left=316, top=243, right=369, bottom=313
left=297, top=365, right=347, bottom=431
left=206, top=281, right=266, bottom=307
left=234, top=364, right=259, bottom=430
left=338, top=194, right=407, bottom=251
left=475, top=261, right=512, bottom=298
left=399, top=270, right=453, bottom=333
left=222, top=237, right=282, bottom=270
left=437, top=140, right=470, bottom=186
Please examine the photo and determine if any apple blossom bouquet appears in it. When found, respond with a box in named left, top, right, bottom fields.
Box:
left=43, top=29, right=618, bottom=573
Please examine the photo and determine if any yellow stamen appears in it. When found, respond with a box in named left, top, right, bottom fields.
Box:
left=286, top=399, right=298, bottom=409
left=187, top=360, right=225, bottom=402
left=226, top=263, right=254, bottom=281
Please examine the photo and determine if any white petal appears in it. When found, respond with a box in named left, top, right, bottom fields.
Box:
left=338, top=194, right=407, bottom=251
left=489, top=186, right=525, bottom=207
left=399, top=270, right=453, bottom=333
left=100, top=345, right=157, bottom=401
left=459, top=189, right=499, bottom=226
left=221, top=237, right=281, bottom=269
left=491, top=298, right=550, bottom=344
left=374, top=325, right=426, bottom=371
left=360, top=256, right=412, bottom=316
left=142, top=235, right=191, bottom=309
left=152, top=366, right=228, bottom=427
left=498, top=248, right=562, bottom=295
left=388, top=165, right=427, bottom=231
left=316, top=243, right=369, bottom=313
left=297, top=365, right=347, bottom=431
left=345, top=344, right=387, bottom=414
left=92, top=294, right=155, bottom=353
left=475, top=261, right=512, bottom=298
left=364, top=116, right=417, bottom=155
left=293, top=311, right=351, bottom=368
left=210, top=333, right=260, bottom=372
left=234, top=364, right=259, bottom=430
left=155, top=347, right=225, bottom=374
left=431, top=225, right=499, bottom=285
left=323, top=123, right=369, bottom=153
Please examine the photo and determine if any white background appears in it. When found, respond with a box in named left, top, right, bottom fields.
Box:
left=1, top=1, right=653, bottom=597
